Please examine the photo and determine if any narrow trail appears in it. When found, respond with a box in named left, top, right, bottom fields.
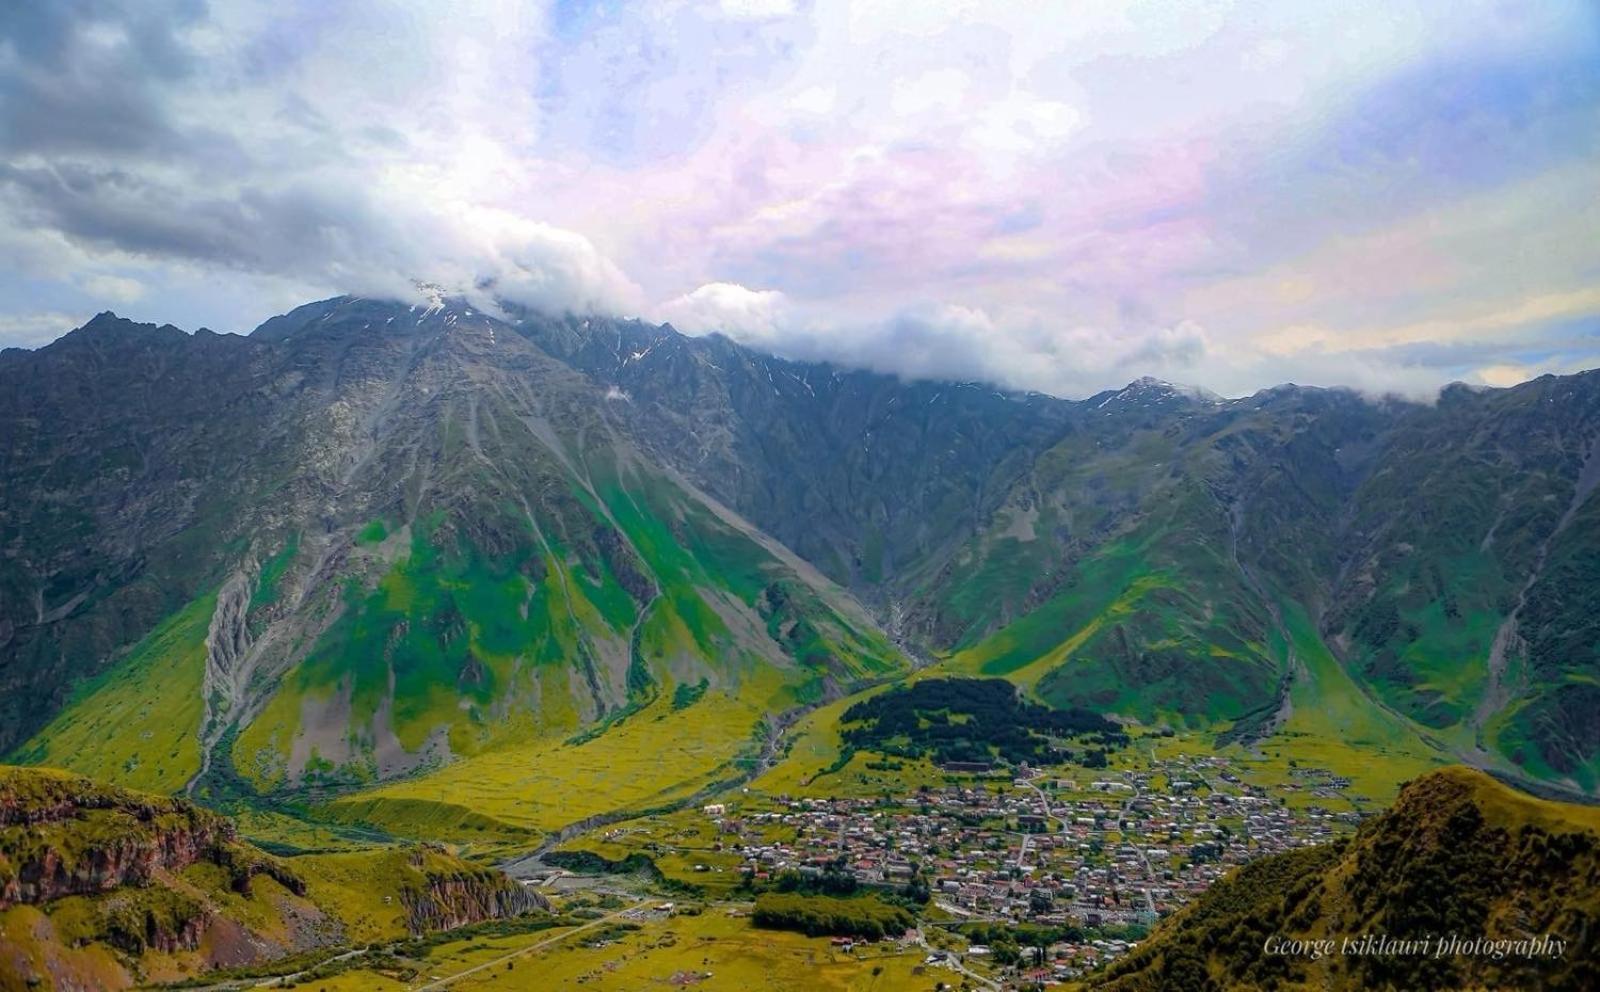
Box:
left=914, top=927, right=1000, bottom=991
left=184, top=946, right=371, bottom=991
left=191, top=906, right=646, bottom=991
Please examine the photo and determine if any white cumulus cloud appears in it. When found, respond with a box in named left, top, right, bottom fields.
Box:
left=656, top=282, right=790, bottom=343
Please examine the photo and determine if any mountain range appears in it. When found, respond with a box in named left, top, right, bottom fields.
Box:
left=2, top=295, right=1597, bottom=823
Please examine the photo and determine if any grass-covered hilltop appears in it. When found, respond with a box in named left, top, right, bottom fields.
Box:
left=2, top=299, right=1599, bottom=988
left=0, top=765, right=552, bottom=989
left=1088, top=767, right=1600, bottom=992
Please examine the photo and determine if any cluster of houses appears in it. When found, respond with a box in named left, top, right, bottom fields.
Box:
left=706, top=755, right=1360, bottom=985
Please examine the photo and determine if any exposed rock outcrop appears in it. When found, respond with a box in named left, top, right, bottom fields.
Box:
left=0, top=767, right=239, bottom=908
left=398, top=845, right=549, bottom=934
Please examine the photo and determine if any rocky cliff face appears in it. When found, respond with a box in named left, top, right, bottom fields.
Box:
left=0, top=766, right=237, bottom=908
left=0, top=766, right=552, bottom=991
left=399, top=846, right=549, bottom=934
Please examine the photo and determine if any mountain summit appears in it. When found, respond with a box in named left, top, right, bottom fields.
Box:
left=2, top=299, right=1598, bottom=824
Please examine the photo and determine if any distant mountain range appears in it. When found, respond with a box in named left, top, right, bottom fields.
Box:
left=2, top=296, right=1597, bottom=801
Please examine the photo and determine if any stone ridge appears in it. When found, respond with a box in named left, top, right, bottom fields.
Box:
left=0, top=766, right=237, bottom=907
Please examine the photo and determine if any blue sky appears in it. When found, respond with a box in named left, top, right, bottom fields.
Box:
left=1, top=0, right=1596, bottom=397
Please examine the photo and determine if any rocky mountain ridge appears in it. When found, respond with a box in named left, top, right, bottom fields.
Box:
left=2, top=298, right=1597, bottom=801
left=509, top=304, right=1600, bottom=790
left=0, top=765, right=242, bottom=908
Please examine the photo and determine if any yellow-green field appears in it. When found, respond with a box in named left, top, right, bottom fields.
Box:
left=231, top=806, right=382, bottom=853
left=292, top=850, right=418, bottom=943
left=1255, top=603, right=1452, bottom=801
left=324, top=690, right=772, bottom=844
left=321, top=905, right=937, bottom=991
left=0, top=905, right=130, bottom=990
left=15, top=593, right=215, bottom=794
left=566, top=812, right=746, bottom=893
left=749, top=692, right=857, bottom=794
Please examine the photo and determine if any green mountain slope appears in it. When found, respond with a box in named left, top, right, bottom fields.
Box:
left=3, top=299, right=906, bottom=838
left=4, top=298, right=1599, bottom=805
left=1089, top=766, right=1600, bottom=992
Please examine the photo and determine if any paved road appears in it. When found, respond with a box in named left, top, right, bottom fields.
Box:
left=412, top=904, right=645, bottom=991
left=185, top=947, right=372, bottom=991
left=1132, top=846, right=1159, bottom=916
left=914, top=926, right=1001, bottom=991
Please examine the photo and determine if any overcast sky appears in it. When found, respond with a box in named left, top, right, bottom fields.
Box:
left=2, top=0, right=1597, bottom=398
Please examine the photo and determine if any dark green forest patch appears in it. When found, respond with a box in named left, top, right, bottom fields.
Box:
left=840, top=677, right=1128, bottom=766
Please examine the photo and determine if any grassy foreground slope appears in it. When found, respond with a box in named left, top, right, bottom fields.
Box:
left=1088, top=766, right=1600, bottom=992
left=0, top=765, right=548, bottom=991
left=318, top=903, right=933, bottom=992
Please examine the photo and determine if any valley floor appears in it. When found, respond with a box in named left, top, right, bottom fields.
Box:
left=318, top=903, right=935, bottom=991
left=267, top=728, right=1441, bottom=991
left=191, top=732, right=1414, bottom=991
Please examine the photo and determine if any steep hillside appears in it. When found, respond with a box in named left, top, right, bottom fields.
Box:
left=1324, top=377, right=1600, bottom=788
left=0, top=316, right=301, bottom=762
left=0, top=765, right=545, bottom=990
left=3, top=299, right=906, bottom=835
left=510, top=309, right=1600, bottom=785
left=536, top=310, right=1599, bottom=785
left=4, top=298, right=1599, bottom=802
left=512, top=308, right=1075, bottom=603
left=1089, top=766, right=1600, bottom=992
left=938, top=384, right=1395, bottom=734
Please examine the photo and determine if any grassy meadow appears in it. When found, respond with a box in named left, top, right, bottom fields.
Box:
left=14, top=592, right=216, bottom=794
left=320, top=905, right=936, bottom=992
